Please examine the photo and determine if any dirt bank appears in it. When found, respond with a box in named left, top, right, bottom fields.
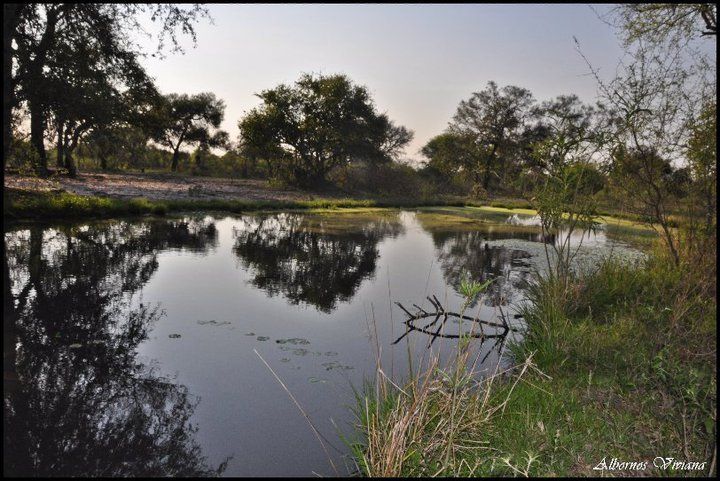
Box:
left=3, top=172, right=319, bottom=202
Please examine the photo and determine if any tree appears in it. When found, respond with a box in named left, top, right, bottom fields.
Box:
left=528, top=95, right=606, bottom=285
left=6, top=4, right=210, bottom=175
left=421, top=132, right=480, bottom=180
left=238, top=73, right=413, bottom=187
left=607, top=3, right=716, bottom=47
left=582, top=2, right=717, bottom=265
left=610, top=147, right=685, bottom=264
left=448, top=81, right=535, bottom=192
left=192, top=129, right=230, bottom=171
left=687, top=102, right=717, bottom=234
left=43, top=30, right=158, bottom=176
left=149, top=92, right=228, bottom=172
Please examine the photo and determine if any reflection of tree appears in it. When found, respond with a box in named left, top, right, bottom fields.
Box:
left=233, top=213, right=403, bottom=313
left=3, top=218, right=226, bottom=477
left=428, top=230, right=532, bottom=307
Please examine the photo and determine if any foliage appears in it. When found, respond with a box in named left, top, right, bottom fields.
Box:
left=447, top=81, right=535, bottom=191
left=4, top=4, right=210, bottom=174
left=148, top=92, right=228, bottom=172
left=238, top=73, right=412, bottom=187
left=528, top=95, right=605, bottom=284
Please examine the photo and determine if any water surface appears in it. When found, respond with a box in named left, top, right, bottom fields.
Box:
left=3, top=209, right=645, bottom=476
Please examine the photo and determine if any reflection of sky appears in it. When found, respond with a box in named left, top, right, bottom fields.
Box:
left=5, top=212, right=645, bottom=477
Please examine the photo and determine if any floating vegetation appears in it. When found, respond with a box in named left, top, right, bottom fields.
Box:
left=322, top=361, right=354, bottom=371
left=168, top=334, right=181, bottom=339
left=278, top=347, right=322, bottom=357
left=275, top=338, right=310, bottom=345
left=256, top=336, right=270, bottom=341
left=197, top=320, right=232, bottom=327
left=244, top=332, right=256, bottom=336
left=308, top=377, right=328, bottom=384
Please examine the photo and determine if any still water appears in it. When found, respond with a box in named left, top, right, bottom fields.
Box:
left=3, top=210, right=643, bottom=476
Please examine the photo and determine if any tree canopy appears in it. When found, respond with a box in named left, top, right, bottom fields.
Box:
left=238, top=73, right=412, bottom=186
left=149, top=92, right=228, bottom=172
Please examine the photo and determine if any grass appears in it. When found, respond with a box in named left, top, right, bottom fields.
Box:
left=350, top=240, right=717, bottom=477
left=4, top=188, right=478, bottom=221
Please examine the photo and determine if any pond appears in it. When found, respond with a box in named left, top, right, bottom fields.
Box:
left=3, top=209, right=647, bottom=477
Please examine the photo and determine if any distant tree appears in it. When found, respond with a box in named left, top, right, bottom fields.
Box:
left=420, top=132, right=479, bottom=180
left=191, top=129, right=230, bottom=171
left=448, top=81, right=535, bottom=192
left=529, top=95, right=601, bottom=173
left=149, top=92, right=228, bottom=172
left=238, top=73, right=413, bottom=187
left=85, top=125, right=151, bottom=171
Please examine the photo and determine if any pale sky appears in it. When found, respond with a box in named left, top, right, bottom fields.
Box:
left=139, top=4, right=627, bottom=162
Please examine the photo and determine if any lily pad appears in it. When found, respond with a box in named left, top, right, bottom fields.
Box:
left=197, top=320, right=232, bottom=327
left=322, top=361, right=354, bottom=371
left=275, top=338, right=310, bottom=345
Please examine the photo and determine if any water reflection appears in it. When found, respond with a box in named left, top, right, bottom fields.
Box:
left=3, top=218, right=225, bottom=477
left=424, top=229, right=533, bottom=308
left=232, top=213, right=404, bottom=313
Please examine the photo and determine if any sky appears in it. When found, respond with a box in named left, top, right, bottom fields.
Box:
left=139, top=4, right=627, bottom=162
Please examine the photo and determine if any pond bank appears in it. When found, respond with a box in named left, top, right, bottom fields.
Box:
left=4, top=186, right=650, bottom=233
left=351, top=247, right=717, bottom=477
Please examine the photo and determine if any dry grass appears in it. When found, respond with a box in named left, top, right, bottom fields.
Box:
left=352, top=339, right=544, bottom=477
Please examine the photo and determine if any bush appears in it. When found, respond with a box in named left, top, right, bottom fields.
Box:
left=330, top=161, right=439, bottom=198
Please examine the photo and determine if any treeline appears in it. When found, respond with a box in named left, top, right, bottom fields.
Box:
left=4, top=4, right=717, bottom=245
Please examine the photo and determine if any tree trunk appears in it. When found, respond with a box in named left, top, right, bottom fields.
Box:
left=64, top=125, right=86, bottom=178
left=56, top=119, right=65, bottom=168
left=171, top=147, right=180, bottom=171
left=482, top=144, right=498, bottom=191
left=170, top=128, right=187, bottom=172
left=29, top=100, right=49, bottom=176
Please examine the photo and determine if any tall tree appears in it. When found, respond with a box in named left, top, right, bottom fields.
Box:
left=6, top=4, right=209, bottom=175
left=238, top=73, right=412, bottom=186
left=448, top=81, right=535, bottom=192
left=44, top=30, right=157, bottom=176
left=149, top=92, right=227, bottom=172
